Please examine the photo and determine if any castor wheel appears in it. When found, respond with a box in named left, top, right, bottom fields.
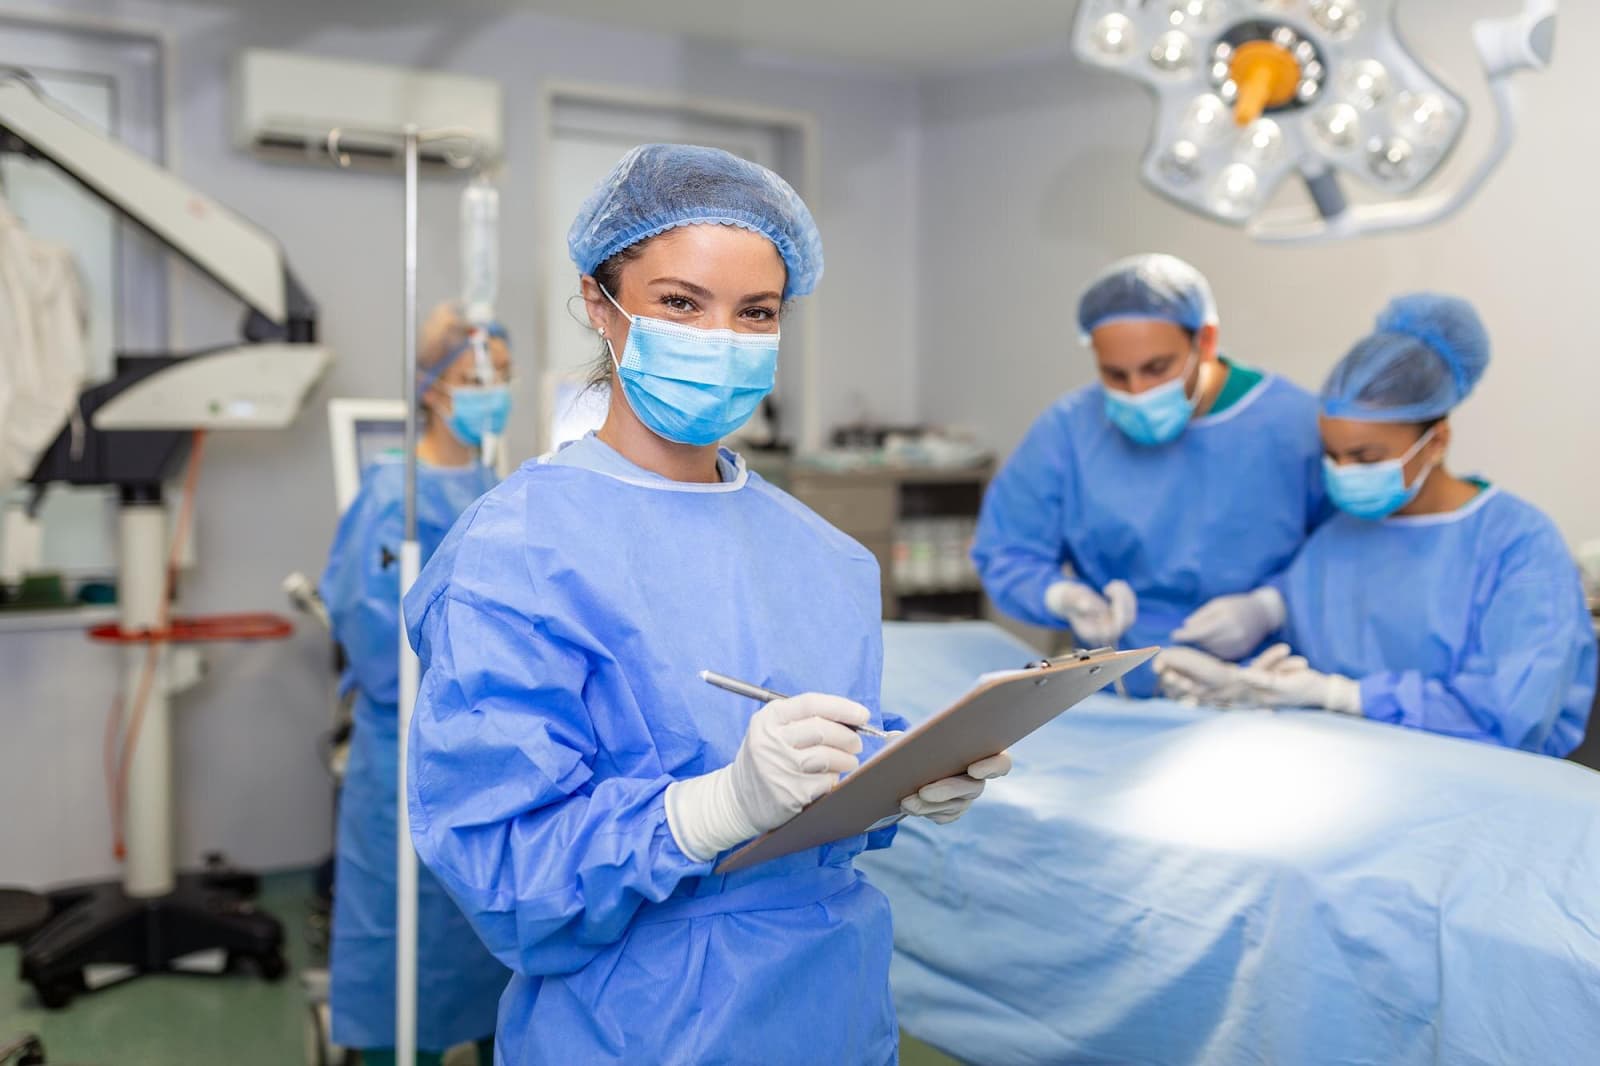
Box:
left=257, top=951, right=288, bottom=981
left=34, top=978, right=77, bottom=1010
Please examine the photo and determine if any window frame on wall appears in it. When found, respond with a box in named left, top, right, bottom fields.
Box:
left=0, top=11, right=172, bottom=588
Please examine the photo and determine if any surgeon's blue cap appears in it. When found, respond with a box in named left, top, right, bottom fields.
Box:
left=567, top=143, right=823, bottom=299
left=1077, top=253, right=1219, bottom=340
left=1321, top=293, right=1490, bottom=423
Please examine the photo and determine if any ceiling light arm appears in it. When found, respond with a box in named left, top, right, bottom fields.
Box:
left=1250, top=0, right=1556, bottom=243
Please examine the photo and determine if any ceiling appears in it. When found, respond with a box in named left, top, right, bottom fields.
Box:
left=463, top=0, right=1081, bottom=73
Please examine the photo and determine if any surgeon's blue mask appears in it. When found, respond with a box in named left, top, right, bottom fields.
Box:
left=1103, top=353, right=1197, bottom=446
left=601, top=286, right=778, bottom=447
left=1323, top=426, right=1438, bottom=521
left=447, top=384, right=512, bottom=447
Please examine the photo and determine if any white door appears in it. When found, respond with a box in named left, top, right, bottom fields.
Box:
left=540, top=99, right=793, bottom=450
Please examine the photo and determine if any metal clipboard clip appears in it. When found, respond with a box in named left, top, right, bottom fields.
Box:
left=1025, top=646, right=1128, bottom=696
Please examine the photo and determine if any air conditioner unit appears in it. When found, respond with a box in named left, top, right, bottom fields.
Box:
left=233, top=49, right=503, bottom=171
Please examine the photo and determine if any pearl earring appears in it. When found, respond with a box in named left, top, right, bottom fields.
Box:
left=598, top=327, right=606, bottom=337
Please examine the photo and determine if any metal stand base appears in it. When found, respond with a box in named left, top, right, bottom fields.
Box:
left=19, top=863, right=285, bottom=1010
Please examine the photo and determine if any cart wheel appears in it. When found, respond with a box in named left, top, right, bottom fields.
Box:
left=34, top=978, right=76, bottom=1011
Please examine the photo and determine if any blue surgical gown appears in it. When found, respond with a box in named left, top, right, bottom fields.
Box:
left=318, top=457, right=509, bottom=1051
left=404, top=434, right=904, bottom=1066
left=973, top=374, right=1327, bottom=695
left=1274, top=486, right=1597, bottom=756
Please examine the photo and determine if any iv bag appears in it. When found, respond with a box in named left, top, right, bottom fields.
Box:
left=461, top=177, right=499, bottom=325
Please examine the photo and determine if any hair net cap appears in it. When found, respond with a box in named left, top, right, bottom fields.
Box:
left=567, top=143, right=823, bottom=298
left=1321, top=293, right=1490, bottom=423
left=1077, top=254, right=1220, bottom=340
left=418, top=302, right=469, bottom=371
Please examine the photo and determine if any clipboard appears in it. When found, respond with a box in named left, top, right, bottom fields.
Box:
left=716, top=645, right=1158, bottom=874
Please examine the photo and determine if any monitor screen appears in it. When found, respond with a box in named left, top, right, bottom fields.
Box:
left=353, top=416, right=406, bottom=471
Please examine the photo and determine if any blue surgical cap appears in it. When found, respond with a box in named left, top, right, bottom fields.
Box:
left=567, top=143, right=823, bottom=299
left=1321, top=293, right=1490, bottom=423
left=1077, top=253, right=1219, bottom=340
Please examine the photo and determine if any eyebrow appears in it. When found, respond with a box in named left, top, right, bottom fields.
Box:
left=648, top=277, right=781, bottom=304
left=649, top=276, right=714, bottom=299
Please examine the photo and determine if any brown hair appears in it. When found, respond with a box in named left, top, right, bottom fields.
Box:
left=585, top=243, right=648, bottom=391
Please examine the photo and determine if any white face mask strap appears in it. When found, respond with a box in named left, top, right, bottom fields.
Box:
left=599, top=283, right=633, bottom=322
left=597, top=284, right=630, bottom=372
left=1181, top=348, right=1202, bottom=402
left=1401, top=424, right=1440, bottom=488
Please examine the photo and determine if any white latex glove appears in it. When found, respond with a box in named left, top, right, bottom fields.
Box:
left=1045, top=580, right=1138, bottom=647
left=900, top=752, right=1013, bottom=824
left=1247, top=642, right=1308, bottom=676
left=1237, top=648, right=1363, bottom=715
left=1172, top=587, right=1286, bottom=660
left=665, top=693, right=869, bottom=862
left=1153, top=646, right=1254, bottom=705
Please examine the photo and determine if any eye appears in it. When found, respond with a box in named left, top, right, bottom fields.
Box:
left=660, top=293, right=698, bottom=313
left=741, top=306, right=778, bottom=322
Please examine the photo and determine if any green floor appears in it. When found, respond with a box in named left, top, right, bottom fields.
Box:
left=1, top=870, right=964, bottom=1065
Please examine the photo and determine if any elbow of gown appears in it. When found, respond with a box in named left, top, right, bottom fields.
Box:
left=408, top=721, right=713, bottom=977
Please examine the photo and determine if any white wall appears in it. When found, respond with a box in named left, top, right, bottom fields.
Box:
left=0, top=0, right=921, bottom=884
left=917, top=1, right=1600, bottom=547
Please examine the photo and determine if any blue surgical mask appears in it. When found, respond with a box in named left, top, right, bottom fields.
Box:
left=1324, top=426, right=1437, bottom=521
left=447, top=384, right=512, bottom=447
left=1103, top=353, right=1197, bottom=446
left=602, top=286, right=778, bottom=447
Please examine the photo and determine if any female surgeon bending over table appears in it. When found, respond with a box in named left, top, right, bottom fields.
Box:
left=1159, top=294, right=1595, bottom=757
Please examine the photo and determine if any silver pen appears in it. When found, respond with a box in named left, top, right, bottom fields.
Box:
left=699, top=670, right=893, bottom=739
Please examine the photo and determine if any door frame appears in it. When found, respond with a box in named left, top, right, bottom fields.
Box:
left=536, top=79, right=823, bottom=451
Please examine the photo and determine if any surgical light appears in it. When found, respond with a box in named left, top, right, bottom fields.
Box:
left=1072, top=0, right=1559, bottom=243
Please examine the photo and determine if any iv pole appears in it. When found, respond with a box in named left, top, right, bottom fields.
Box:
left=324, top=119, right=487, bottom=1066
left=396, top=124, right=487, bottom=1066
left=397, top=124, right=422, bottom=1066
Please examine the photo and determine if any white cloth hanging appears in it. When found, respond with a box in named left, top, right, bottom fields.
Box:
left=0, top=190, right=88, bottom=493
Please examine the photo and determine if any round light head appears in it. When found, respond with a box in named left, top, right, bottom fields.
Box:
left=1340, top=59, right=1390, bottom=110
left=1210, top=163, right=1260, bottom=219
left=1151, top=31, right=1194, bottom=73
left=1159, top=140, right=1204, bottom=185
left=1310, top=0, right=1364, bottom=39
left=1092, top=13, right=1138, bottom=60
left=1368, top=136, right=1415, bottom=181
left=1239, top=119, right=1284, bottom=166
left=1182, top=93, right=1231, bottom=144
left=1313, top=103, right=1362, bottom=151
left=1170, top=0, right=1226, bottom=28
left=1392, top=91, right=1451, bottom=145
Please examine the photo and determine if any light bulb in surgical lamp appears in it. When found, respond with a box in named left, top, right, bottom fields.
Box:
left=1340, top=59, right=1391, bottom=109
left=1091, top=14, right=1137, bottom=60
left=1210, top=164, right=1260, bottom=218
left=1312, top=103, right=1362, bottom=151
left=1150, top=31, right=1194, bottom=73
left=1392, top=91, right=1450, bottom=145
left=1368, top=136, right=1415, bottom=181
left=1182, top=94, right=1230, bottom=144
left=1239, top=119, right=1283, bottom=166
left=1170, top=0, right=1224, bottom=28
left=1159, top=140, right=1203, bottom=185
left=1310, top=0, right=1364, bottom=39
